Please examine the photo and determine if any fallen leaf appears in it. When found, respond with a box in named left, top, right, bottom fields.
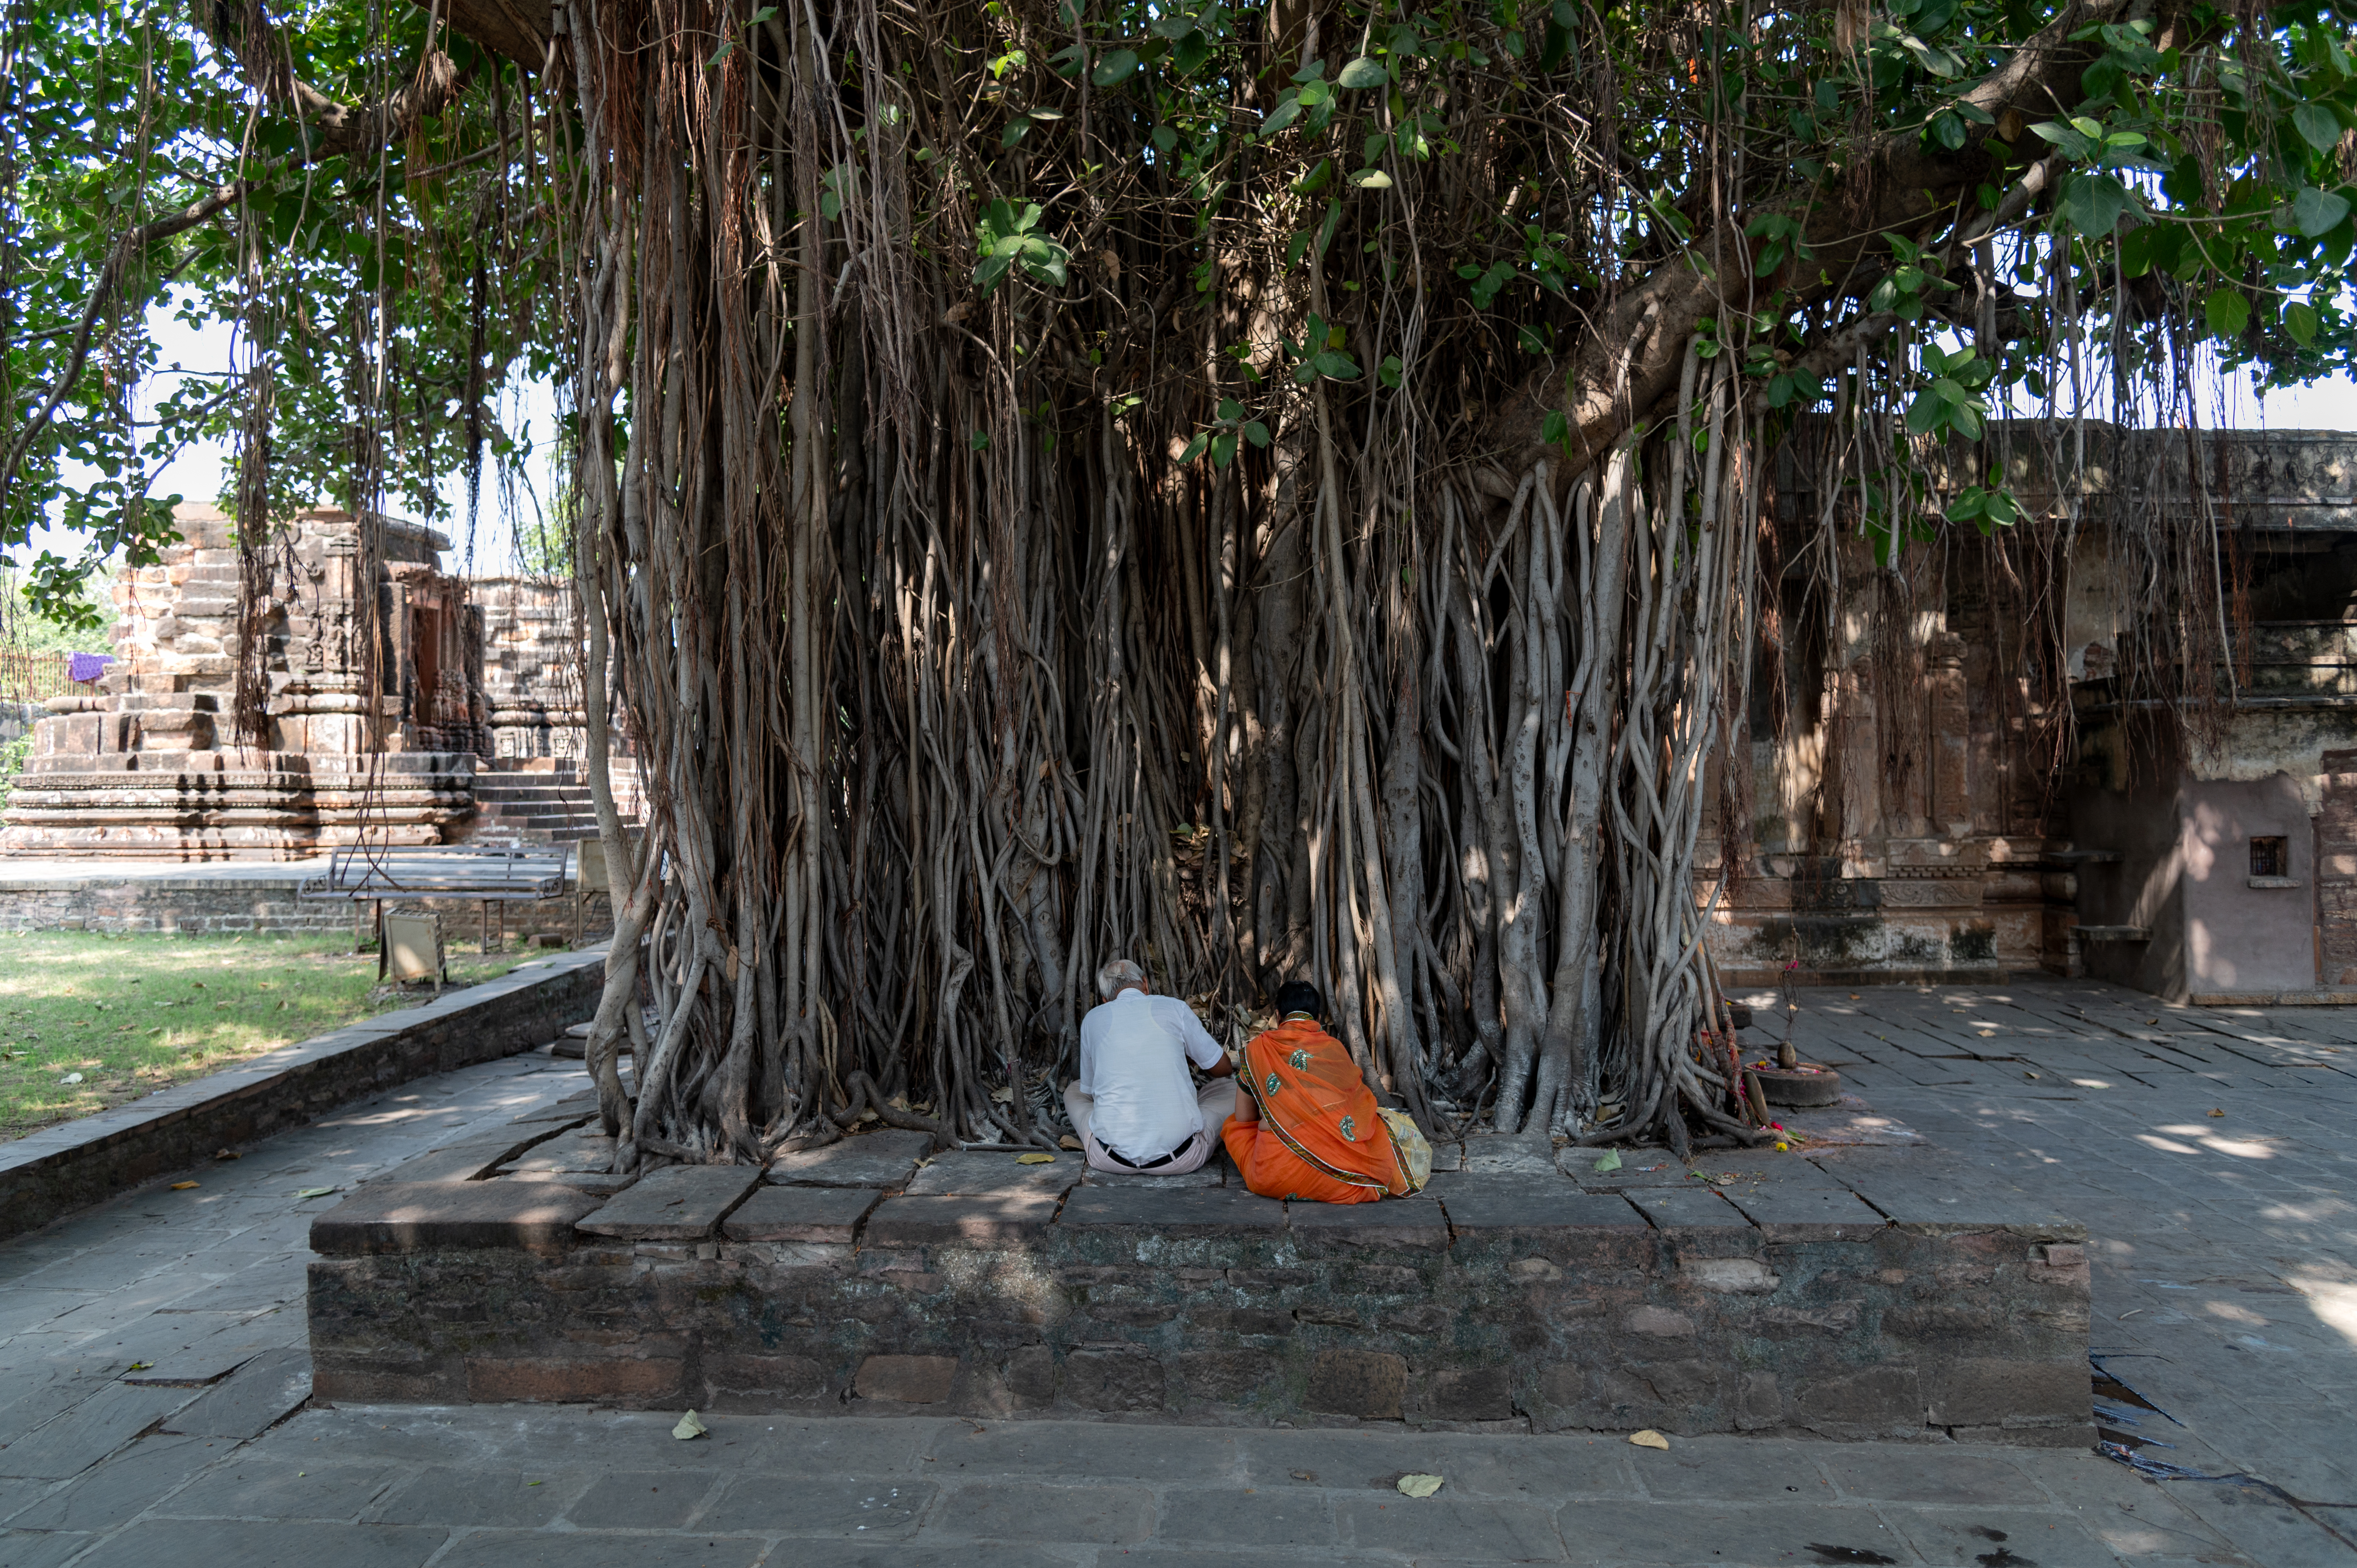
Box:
left=60, top=1072, right=83, bottom=1085
left=989, top=1086, right=1013, bottom=1104
left=127, top=1362, right=151, bottom=1372
left=2208, top=1108, right=2225, bottom=1118
left=1629, top=1429, right=1670, bottom=1450
left=1059, top=1134, right=1083, bottom=1151
left=1848, top=993, right=1860, bottom=1000
left=1397, top=1473, right=1445, bottom=1498
left=296, top=1186, right=340, bottom=1199
left=672, top=1409, right=708, bottom=1440
left=1591, top=1149, right=1622, bottom=1174
left=215, top=1150, right=241, bottom=1161
left=1014, top=1152, right=1056, bottom=1165
left=170, top=1181, right=199, bottom=1190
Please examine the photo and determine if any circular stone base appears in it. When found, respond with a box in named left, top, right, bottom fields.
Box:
left=1752, top=1064, right=1843, bottom=1107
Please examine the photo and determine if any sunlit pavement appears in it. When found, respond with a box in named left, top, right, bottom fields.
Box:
left=1, top=978, right=2353, bottom=1565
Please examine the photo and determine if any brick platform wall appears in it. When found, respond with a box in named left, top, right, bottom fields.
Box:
left=308, top=1164, right=2091, bottom=1445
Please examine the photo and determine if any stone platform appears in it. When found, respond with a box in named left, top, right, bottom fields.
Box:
left=306, top=1116, right=2091, bottom=1445
left=0, top=850, right=588, bottom=936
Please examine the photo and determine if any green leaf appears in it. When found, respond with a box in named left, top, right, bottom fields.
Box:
left=2293, top=186, right=2351, bottom=238
left=1337, top=56, right=1390, bottom=87
left=2205, top=286, right=2251, bottom=339
left=1261, top=94, right=1303, bottom=138
left=1540, top=409, right=1570, bottom=449
left=1379, top=355, right=1404, bottom=389
left=1151, top=124, right=1179, bottom=153
left=1904, top=389, right=1946, bottom=436
left=2294, top=102, right=2344, bottom=152
left=1312, top=349, right=1361, bottom=379
left=1180, top=432, right=1210, bottom=464
left=2029, top=120, right=2092, bottom=160
left=1349, top=168, right=1392, bottom=189
left=969, top=430, right=991, bottom=451
left=1245, top=421, right=1271, bottom=448
left=2062, top=172, right=2129, bottom=235
left=1002, top=121, right=1031, bottom=148
left=2286, top=300, right=2321, bottom=346
left=1092, top=49, right=1139, bottom=86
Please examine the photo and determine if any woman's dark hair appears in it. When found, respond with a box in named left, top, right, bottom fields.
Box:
left=1273, top=981, right=1323, bottom=1019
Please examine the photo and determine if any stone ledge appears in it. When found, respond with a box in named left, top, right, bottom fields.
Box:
left=308, top=1135, right=2088, bottom=1444
left=0, top=946, right=606, bottom=1244
left=309, top=1180, right=601, bottom=1256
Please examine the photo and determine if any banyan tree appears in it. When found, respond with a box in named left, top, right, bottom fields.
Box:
left=5, top=0, right=2354, bottom=1162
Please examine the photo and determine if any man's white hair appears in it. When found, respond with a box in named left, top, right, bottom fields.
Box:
left=1096, top=958, right=1147, bottom=999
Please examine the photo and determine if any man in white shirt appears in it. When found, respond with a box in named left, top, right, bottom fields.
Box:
left=1067, top=958, right=1237, bottom=1175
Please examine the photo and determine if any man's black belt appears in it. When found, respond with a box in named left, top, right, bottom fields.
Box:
left=1107, top=1130, right=1199, bottom=1170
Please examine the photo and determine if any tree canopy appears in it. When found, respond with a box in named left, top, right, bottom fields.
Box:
left=5, top=0, right=2355, bottom=1159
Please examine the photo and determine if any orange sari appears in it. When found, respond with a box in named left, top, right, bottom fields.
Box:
left=1221, top=1018, right=1414, bottom=1204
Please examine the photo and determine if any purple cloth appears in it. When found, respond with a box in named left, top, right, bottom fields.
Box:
left=68, top=652, right=112, bottom=684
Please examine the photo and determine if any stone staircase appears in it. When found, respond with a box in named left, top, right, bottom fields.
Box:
left=458, top=757, right=641, bottom=848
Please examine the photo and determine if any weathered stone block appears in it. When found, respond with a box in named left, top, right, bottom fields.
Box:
left=856, top=1354, right=959, bottom=1403
left=310, top=1182, right=600, bottom=1257
left=1722, top=1186, right=1890, bottom=1241
left=1303, top=1348, right=1408, bottom=1419
left=766, top=1129, right=933, bottom=1190
left=1171, top=1350, right=1274, bottom=1403
left=704, top=1353, right=826, bottom=1399
left=722, top=1184, right=879, bottom=1244
left=1006, top=1346, right=1057, bottom=1408
left=464, top=1356, right=684, bottom=1404
left=1186, top=1306, right=1294, bottom=1336
left=864, top=1193, right=1059, bottom=1246
left=1059, top=1349, right=1165, bottom=1412
left=576, top=1164, right=764, bottom=1240
left=1421, top=1365, right=1513, bottom=1421
left=1287, top=1198, right=1449, bottom=1253
left=1927, top=1358, right=2088, bottom=1428
left=1057, top=1185, right=1286, bottom=1235
left=903, top=1150, right=1081, bottom=1197
left=1792, top=1365, right=1922, bottom=1433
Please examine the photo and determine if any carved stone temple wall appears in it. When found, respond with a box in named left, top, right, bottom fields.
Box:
left=0, top=505, right=615, bottom=860
left=1704, top=423, right=2357, bottom=1003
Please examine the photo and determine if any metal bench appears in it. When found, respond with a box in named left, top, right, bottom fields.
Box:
left=298, top=845, right=571, bottom=970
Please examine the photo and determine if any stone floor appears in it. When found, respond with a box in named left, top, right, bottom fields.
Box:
left=2, top=976, right=2355, bottom=1565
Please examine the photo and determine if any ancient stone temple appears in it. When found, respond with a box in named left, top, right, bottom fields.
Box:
left=1706, top=423, right=2357, bottom=1005
left=0, top=505, right=623, bottom=859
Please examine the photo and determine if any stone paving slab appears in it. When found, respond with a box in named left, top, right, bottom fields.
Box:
left=310, top=1181, right=601, bottom=1255
left=721, top=1184, right=879, bottom=1243
left=901, top=1150, right=1082, bottom=1197
left=1056, top=1186, right=1284, bottom=1234
left=573, top=1164, right=763, bottom=1240
left=767, top=1129, right=934, bottom=1190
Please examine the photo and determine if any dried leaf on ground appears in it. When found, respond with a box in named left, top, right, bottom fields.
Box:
left=1397, top=1474, right=1444, bottom=1497
left=672, top=1409, right=708, bottom=1440
left=1629, top=1429, right=1669, bottom=1450
left=1014, top=1152, right=1056, bottom=1164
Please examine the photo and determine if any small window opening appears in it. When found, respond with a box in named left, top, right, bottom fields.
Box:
left=2250, top=836, right=2288, bottom=878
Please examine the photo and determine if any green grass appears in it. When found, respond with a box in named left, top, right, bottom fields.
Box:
left=0, top=930, right=537, bottom=1141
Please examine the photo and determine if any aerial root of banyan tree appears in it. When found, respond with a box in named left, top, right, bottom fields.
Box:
left=546, top=0, right=1799, bottom=1171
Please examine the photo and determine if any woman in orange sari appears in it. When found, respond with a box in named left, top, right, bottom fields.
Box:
left=1222, top=982, right=1422, bottom=1204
